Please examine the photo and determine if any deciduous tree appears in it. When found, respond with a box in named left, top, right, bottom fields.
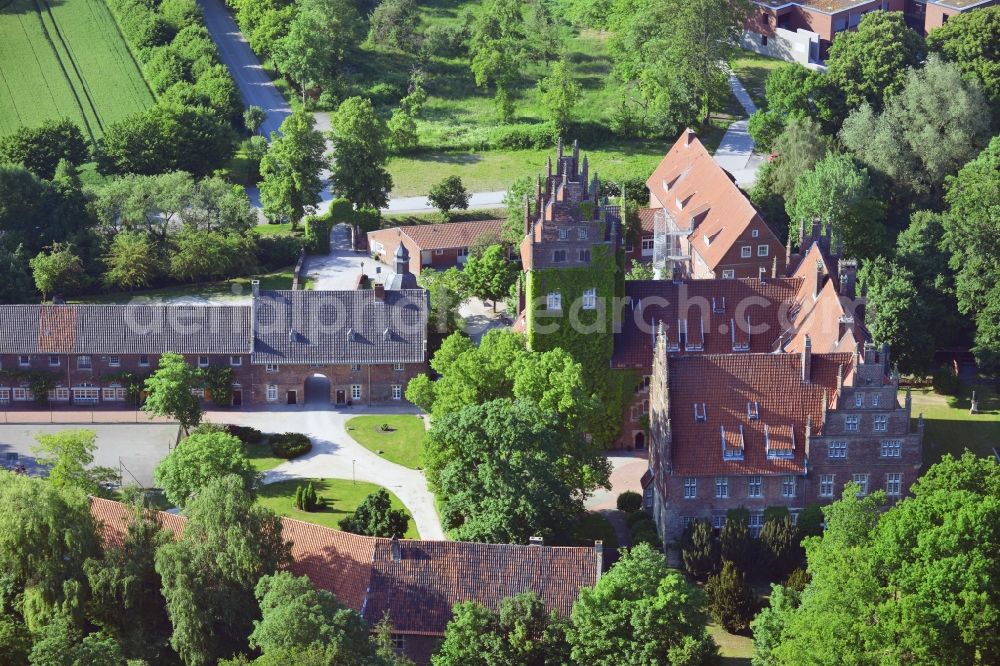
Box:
left=103, top=231, right=163, bottom=290
left=462, top=244, right=517, bottom=310
left=259, top=110, right=328, bottom=228
left=858, top=257, right=935, bottom=375
left=539, top=58, right=582, bottom=135
left=31, top=429, right=118, bottom=497
left=470, top=0, right=527, bottom=122
left=143, top=352, right=203, bottom=433
left=926, top=6, right=1000, bottom=106
left=271, top=0, right=362, bottom=101
left=427, top=176, right=470, bottom=218
left=154, top=430, right=259, bottom=509
left=30, top=243, right=86, bottom=301
left=0, top=118, right=89, bottom=179
left=568, top=543, right=717, bottom=665
left=328, top=97, right=393, bottom=209
left=338, top=489, right=409, bottom=538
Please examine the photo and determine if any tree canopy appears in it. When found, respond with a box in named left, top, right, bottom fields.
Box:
left=0, top=118, right=89, bottom=179
left=328, top=97, right=393, bottom=209
left=259, top=110, right=328, bottom=227
left=143, top=352, right=204, bottom=433
left=153, top=429, right=259, bottom=509
left=926, top=6, right=1000, bottom=107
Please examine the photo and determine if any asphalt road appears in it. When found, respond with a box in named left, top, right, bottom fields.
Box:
left=197, top=0, right=291, bottom=138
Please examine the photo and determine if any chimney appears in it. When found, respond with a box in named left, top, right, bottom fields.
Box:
left=528, top=536, right=544, bottom=547
left=802, top=335, right=812, bottom=383
left=838, top=315, right=854, bottom=340
left=838, top=259, right=857, bottom=298
left=373, top=283, right=385, bottom=301
left=684, top=128, right=696, bottom=147
left=251, top=279, right=260, bottom=297
left=814, top=260, right=825, bottom=298
left=771, top=256, right=778, bottom=279
left=391, top=536, right=401, bottom=562
left=594, top=539, right=604, bottom=572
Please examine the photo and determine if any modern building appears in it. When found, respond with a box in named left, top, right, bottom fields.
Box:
left=368, top=219, right=505, bottom=275
left=90, top=497, right=602, bottom=665
left=0, top=249, right=428, bottom=408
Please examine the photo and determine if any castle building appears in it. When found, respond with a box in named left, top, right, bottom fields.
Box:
left=0, top=246, right=427, bottom=408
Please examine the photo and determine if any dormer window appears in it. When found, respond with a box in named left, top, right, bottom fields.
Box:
left=662, top=178, right=670, bottom=194
left=676, top=197, right=684, bottom=210
left=765, top=425, right=794, bottom=459
left=721, top=425, right=745, bottom=460
left=747, top=401, right=760, bottom=420
left=693, top=403, right=707, bottom=422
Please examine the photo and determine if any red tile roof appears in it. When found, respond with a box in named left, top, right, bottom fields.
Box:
left=613, top=278, right=804, bottom=368
left=645, top=129, right=782, bottom=271
left=372, top=220, right=505, bottom=251
left=668, top=352, right=853, bottom=476
left=89, top=499, right=599, bottom=636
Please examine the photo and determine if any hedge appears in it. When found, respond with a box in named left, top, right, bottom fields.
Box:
left=616, top=490, right=643, bottom=513
left=225, top=424, right=264, bottom=445
left=270, top=432, right=312, bottom=459
left=626, top=510, right=655, bottom=529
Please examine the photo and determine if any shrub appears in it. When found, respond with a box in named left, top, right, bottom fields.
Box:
left=225, top=424, right=264, bottom=445
left=304, top=214, right=333, bottom=254
left=630, top=522, right=659, bottom=548
left=785, top=567, right=810, bottom=592
left=294, top=482, right=318, bottom=512
left=270, top=432, right=312, bottom=459
left=616, top=490, right=643, bottom=513
left=680, top=520, right=719, bottom=581
left=626, top=509, right=653, bottom=529
left=338, top=489, right=409, bottom=538
left=747, top=109, right=786, bottom=152
left=932, top=369, right=961, bottom=395
left=705, top=561, right=758, bottom=634
left=255, top=234, right=305, bottom=271
left=421, top=23, right=469, bottom=58
left=490, top=122, right=556, bottom=150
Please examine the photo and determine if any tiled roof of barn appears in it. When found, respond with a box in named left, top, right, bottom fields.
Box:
left=612, top=278, right=803, bottom=368
left=251, top=289, right=428, bottom=365
left=668, top=352, right=853, bottom=476
left=0, top=304, right=252, bottom=355
left=89, top=499, right=598, bottom=637
left=373, top=219, right=506, bottom=251
left=364, top=539, right=599, bottom=634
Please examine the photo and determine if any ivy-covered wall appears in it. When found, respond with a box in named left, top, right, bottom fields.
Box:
left=524, top=244, right=633, bottom=446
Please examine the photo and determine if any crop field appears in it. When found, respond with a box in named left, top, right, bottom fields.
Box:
left=0, top=0, right=154, bottom=139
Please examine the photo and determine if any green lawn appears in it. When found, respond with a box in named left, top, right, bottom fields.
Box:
left=345, top=415, right=427, bottom=469
left=258, top=478, right=418, bottom=538
left=71, top=265, right=310, bottom=304
left=388, top=141, right=670, bottom=197
left=246, top=439, right=286, bottom=473
left=730, top=52, right=785, bottom=111
left=708, top=624, right=753, bottom=665
left=574, top=511, right=619, bottom=550
left=0, top=0, right=154, bottom=139
left=904, top=385, right=1000, bottom=464
left=382, top=208, right=506, bottom=227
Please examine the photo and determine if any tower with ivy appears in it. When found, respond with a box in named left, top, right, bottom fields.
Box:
left=518, top=139, right=631, bottom=443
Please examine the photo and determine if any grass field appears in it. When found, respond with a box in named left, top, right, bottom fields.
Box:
left=0, top=0, right=154, bottom=139
left=258, top=478, right=419, bottom=539
left=345, top=415, right=427, bottom=469
left=730, top=53, right=784, bottom=110
left=246, top=439, right=286, bottom=473
left=904, top=385, right=1000, bottom=464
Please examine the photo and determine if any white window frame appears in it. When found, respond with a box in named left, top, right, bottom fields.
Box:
left=757, top=244, right=769, bottom=257
left=641, top=237, right=655, bottom=251
left=351, top=384, right=362, bottom=400
left=13, top=387, right=33, bottom=401
left=874, top=414, right=888, bottom=432
left=49, top=387, right=71, bottom=401
left=18, top=355, right=30, bottom=367
left=782, top=475, right=796, bottom=498
left=72, top=386, right=99, bottom=404
left=820, top=473, right=834, bottom=497
left=230, top=356, right=242, bottom=367
left=741, top=246, right=752, bottom=258
left=582, top=288, right=597, bottom=310
left=578, top=249, right=591, bottom=262
left=880, top=440, right=901, bottom=458
left=683, top=477, right=697, bottom=499
left=577, top=228, right=588, bottom=240
left=393, top=363, right=405, bottom=371
left=139, top=355, right=150, bottom=367
left=546, top=292, right=561, bottom=310
left=266, top=363, right=278, bottom=373
left=198, top=355, right=209, bottom=368
left=109, top=355, right=121, bottom=367
left=391, top=384, right=402, bottom=400
left=77, top=355, right=92, bottom=370
left=715, top=477, right=729, bottom=499
left=751, top=229, right=759, bottom=238
left=853, top=473, right=869, bottom=496
left=748, top=476, right=762, bottom=498
left=350, top=364, right=361, bottom=372
left=845, top=415, right=859, bottom=432
left=48, top=355, right=60, bottom=367
left=855, top=392, right=864, bottom=407
left=266, top=385, right=278, bottom=402
left=553, top=249, right=567, bottom=263
left=886, top=473, right=902, bottom=496
left=102, top=386, right=127, bottom=401
left=722, top=269, right=735, bottom=279
left=0, top=387, right=9, bottom=404
left=872, top=392, right=881, bottom=407
left=828, top=440, right=847, bottom=459
left=191, top=388, right=206, bottom=398
left=748, top=513, right=764, bottom=537
left=558, top=229, right=568, bottom=240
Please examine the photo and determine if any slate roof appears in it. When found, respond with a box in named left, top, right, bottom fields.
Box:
left=251, top=289, right=427, bottom=365
left=0, top=304, right=252, bottom=355
left=612, top=278, right=804, bottom=368
left=668, top=352, right=853, bottom=476
left=90, top=499, right=599, bottom=637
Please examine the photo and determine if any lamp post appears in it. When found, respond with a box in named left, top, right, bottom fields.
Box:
left=352, top=459, right=356, bottom=485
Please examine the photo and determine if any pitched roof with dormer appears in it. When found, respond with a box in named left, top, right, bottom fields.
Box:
left=667, top=352, right=854, bottom=476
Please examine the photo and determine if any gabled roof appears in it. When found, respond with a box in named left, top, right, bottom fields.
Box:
left=372, top=220, right=505, bottom=251
left=0, top=304, right=252, bottom=355
left=251, top=289, right=427, bottom=365
left=668, top=352, right=853, bottom=476
left=645, top=130, right=782, bottom=270
left=89, top=498, right=600, bottom=637
left=612, top=278, right=803, bottom=367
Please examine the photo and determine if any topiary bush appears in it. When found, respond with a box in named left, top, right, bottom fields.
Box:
left=616, top=490, right=643, bottom=513
left=225, top=424, right=264, bottom=445
left=270, top=432, right=312, bottom=459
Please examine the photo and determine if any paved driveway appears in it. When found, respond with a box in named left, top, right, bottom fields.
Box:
left=306, top=224, right=395, bottom=291
left=203, top=405, right=445, bottom=540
